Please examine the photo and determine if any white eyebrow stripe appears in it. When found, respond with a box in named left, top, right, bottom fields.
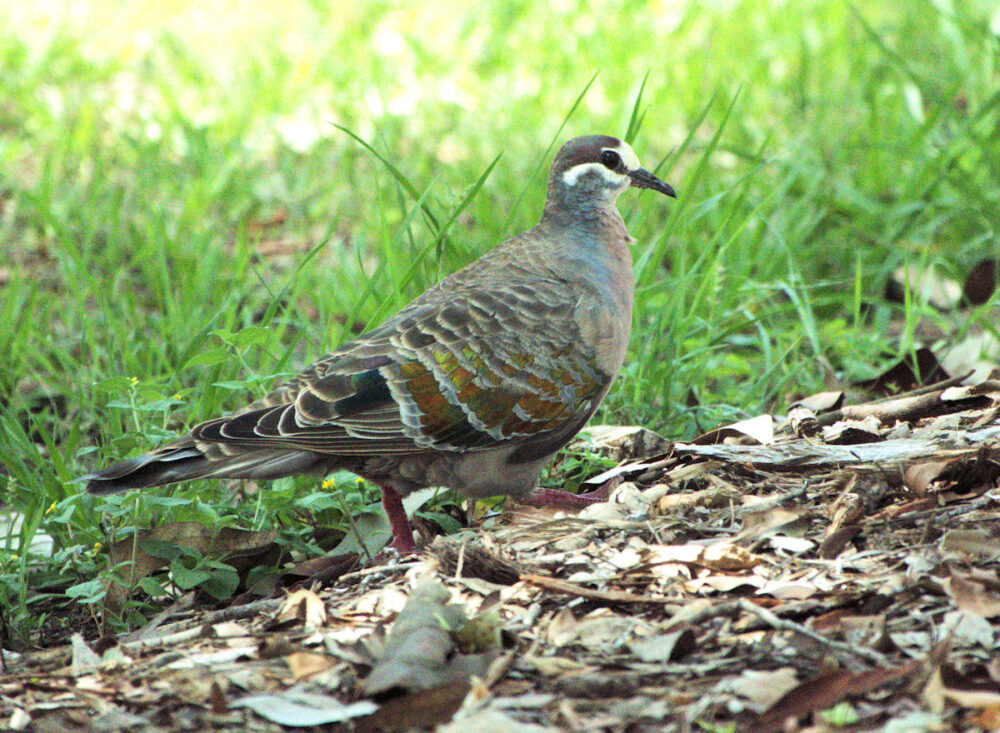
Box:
left=561, top=162, right=627, bottom=187
left=608, top=141, right=641, bottom=171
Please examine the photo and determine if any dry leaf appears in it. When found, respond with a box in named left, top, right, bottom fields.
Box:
left=546, top=608, right=580, bottom=647
left=729, top=667, right=799, bottom=710
left=525, top=656, right=587, bottom=676
left=905, top=460, right=953, bottom=493
left=962, top=258, right=997, bottom=305
left=647, top=541, right=758, bottom=572
left=756, top=579, right=818, bottom=600
left=739, top=506, right=809, bottom=539
left=231, top=692, right=376, bottom=726
left=70, top=634, right=102, bottom=677
left=942, top=572, right=1000, bottom=619
left=854, top=347, right=949, bottom=396
left=939, top=530, right=1000, bottom=562
left=437, top=710, right=554, bottom=733
left=277, top=588, right=328, bottom=629
left=790, top=391, right=845, bottom=413
left=105, top=523, right=279, bottom=614
left=213, top=621, right=253, bottom=647
left=628, top=628, right=695, bottom=662
left=692, top=414, right=774, bottom=445
left=285, top=651, right=336, bottom=680
left=925, top=664, right=1000, bottom=713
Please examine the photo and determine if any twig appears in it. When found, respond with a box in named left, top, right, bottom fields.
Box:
left=120, top=597, right=290, bottom=650
left=522, top=574, right=679, bottom=605
left=484, top=649, right=517, bottom=687
left=337, top=560, right=423, bottom=584
left=737, top=598, right=889, bottom=666
left=734, top=481, right=813, bottom=517
left=817, top=371, right=975, bottom=427
left=455, top=541, right=467, bottom=579
left=121, top=625, right=209, bottom=652
left=197, top=597, right=285, bottom=625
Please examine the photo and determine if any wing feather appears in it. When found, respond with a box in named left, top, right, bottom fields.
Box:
left=189, top=274, right=611, bottom=459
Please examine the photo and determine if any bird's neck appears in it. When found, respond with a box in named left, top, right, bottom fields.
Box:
left=536, top=204, right=634, bottom=307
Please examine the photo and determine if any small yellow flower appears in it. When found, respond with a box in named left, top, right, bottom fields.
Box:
left=92, top=541, right=103, bottom=553
left=46, top=501, right=57, bottom=515
left=321, top=479, right=335, bottom=490
left=173, top=393, right=183, bottom=400
left=130, top=376, right=139, bottom=387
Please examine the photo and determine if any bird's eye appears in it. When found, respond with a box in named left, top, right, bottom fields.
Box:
left=600, top=150, right=622, bottom=170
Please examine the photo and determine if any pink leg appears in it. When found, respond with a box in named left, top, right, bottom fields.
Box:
left=380, top=485, right=417, bottom=555
left=520, top=477, right=620, bottom=508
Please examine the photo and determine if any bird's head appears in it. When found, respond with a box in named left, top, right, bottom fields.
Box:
left=547, top=135, right=676, bottom=208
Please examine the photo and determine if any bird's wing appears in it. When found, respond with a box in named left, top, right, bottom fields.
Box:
left=190, top=277, right=610, bottom=458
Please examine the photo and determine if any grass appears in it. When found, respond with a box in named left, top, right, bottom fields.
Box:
left=1, top=0, right=998, bottom=639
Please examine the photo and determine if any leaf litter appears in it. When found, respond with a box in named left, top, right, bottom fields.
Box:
left=3, top=367, right=1000, bottom=731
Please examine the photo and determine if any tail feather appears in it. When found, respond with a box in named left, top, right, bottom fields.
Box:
left=85, top=445, right=324, bottom=494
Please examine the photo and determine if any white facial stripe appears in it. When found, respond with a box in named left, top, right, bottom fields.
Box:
left=609, top=141, right=641, bottom=171
left=562, top=162, right=627, bottom=187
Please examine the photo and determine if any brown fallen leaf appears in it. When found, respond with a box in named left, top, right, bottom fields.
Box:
left=939, top=529, right=1000, bottom=563
left=683, top=573, right=764, bottom=594
left=105, top=523, right=279, bottom=614
left=285, top=651, right=337, bottom=680
left=905, top=460, right=954, bottom=493
left=755, top=660, right=919, bottom=732
left=276, top=588, right=328, bottom=629
left=942, top=570, right=1000, bottom=618
left=627, top=627, right=696, bottom=662
left=854, top=347, right=949, bottom=396
left=281, top=553, right=359, bottom=587
left=356, top=681, right=471, bottom=733
left=645, top=542, right=759, bottom=572
left=962, top=258, right=997, bottom=306
left=729, top=667, right=800, bottom=711
left=924, top=664, right=1000, bottom=713
left=209, top=680, right=227, bottom=714
left=738, top=505, right=809, bottom=540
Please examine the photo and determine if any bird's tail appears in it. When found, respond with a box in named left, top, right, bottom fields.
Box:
left=84, top=441, right=324, bottom=494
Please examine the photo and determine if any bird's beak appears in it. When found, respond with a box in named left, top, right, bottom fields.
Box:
left=628, top=168, right=676, bottom=198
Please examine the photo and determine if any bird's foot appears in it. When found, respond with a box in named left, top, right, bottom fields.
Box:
left=385, top=532, right=417, bottom=556
left=369, top=532, right=418, bottom=564
left=520, top=476, right=621, bottom=508
left=370, top=484, right=419, bottom=563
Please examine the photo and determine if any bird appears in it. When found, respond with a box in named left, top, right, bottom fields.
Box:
left=85, top=134, right=676, bottom=555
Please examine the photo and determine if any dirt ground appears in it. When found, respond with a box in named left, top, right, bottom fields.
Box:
left=3, top=378, right=1000, bottom=732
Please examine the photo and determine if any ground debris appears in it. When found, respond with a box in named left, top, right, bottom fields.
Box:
left=5, top=387, right=1000, bottom=731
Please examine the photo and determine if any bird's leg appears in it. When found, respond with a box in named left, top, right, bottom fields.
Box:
left=520, top=476, right=621, bottom=508
left=380, top=485, right=417, bottom=555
